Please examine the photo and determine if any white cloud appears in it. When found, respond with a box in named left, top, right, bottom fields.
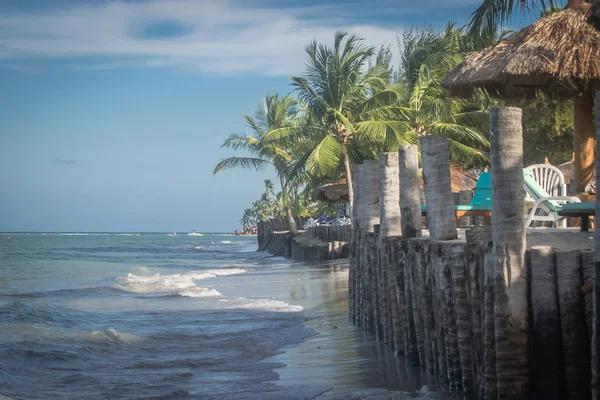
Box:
left=0, top=0, right=405, bottom=75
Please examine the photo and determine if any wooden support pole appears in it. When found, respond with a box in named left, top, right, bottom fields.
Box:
left=398, top=145, right=422, bottom=239
left=419, top=136, right=457, bottom=241
left=379, top=152, right=402, bottom=348
left=349, top=164, right=363, bottom=326
left=530, top=246, right=563, bottom=400
left=556, top=249, right=590, bottom=400
left=594, top=90, right=600, bottom=400
left=574, top=92, right=595, bottom=193
left=459, top=189, right=473, bottom=227
left=490, top=107, right=528, bottom=400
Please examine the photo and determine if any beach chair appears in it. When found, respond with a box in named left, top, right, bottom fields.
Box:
left=524, top=169, right=580, bottom=228
left=557, top=202, right=595, bottom=231
left=421, top=172, right=492, bottom=228
left=525, top=164, right=568, bottom=197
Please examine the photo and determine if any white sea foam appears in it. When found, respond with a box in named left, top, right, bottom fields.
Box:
left=188, top=232, right=203, bottom=236
left=87, top=328, right=143, bottom=343
left=115, top=273, right=196, bottom=293
left=221, top=298, right=303, bottom=313
left=178, top=287, right=222, bottom=298
left=115, top=268, right=247, bottom=294
left=220, top=240, right=232, bottom=244
left=194, top=246, right=205, bottom=250
left=186, top=268, right=247, bottom=280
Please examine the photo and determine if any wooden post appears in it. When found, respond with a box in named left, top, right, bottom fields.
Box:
left=490, top=107, right=528, bottom=399
left=379, top=152, right=402, bottom=349
left=349, top=164, right=363, bottom=326
left=419, top=136, right=457, bottom=241
left=398, top=145, right=422, bottom=239
left=556, top=250, right=590, bottom=400
left=594, top=90, right=600, bottom=399
left=574, top=92, right=595, bottom=193
left=530, top=246, right=563, bottom=399
left=362, top=160, right=380, bottom=337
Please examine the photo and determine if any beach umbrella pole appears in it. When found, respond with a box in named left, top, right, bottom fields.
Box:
left=574, top=92, right=595, bottom=193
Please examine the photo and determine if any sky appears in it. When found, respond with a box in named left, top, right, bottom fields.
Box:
left=0, top=0, right=542, bottom=232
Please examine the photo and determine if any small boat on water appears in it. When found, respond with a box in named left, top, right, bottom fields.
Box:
left=167, top=232, right=177, bottom=236
left=188, top=231, right=203, bottom=236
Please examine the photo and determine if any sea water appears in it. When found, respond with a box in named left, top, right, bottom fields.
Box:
left=0, top=233, right=325, bottom=399
left=0, top=233, right=456, bottom=400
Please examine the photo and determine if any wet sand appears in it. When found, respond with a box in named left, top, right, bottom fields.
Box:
left=258, top=259, right=460, bottom=399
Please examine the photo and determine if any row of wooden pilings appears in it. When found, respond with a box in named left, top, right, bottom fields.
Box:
left=348, top=107, right=596, bottom=399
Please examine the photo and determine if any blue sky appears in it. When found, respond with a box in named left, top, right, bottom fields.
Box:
left=0, top=0, right=545, bottom=232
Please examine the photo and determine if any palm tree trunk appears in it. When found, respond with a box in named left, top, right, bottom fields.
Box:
left=341, top=145, right=354, bottom=216
left=490, top=107, right=528, bottom=400
left=278, top=173, right=298, bottom=233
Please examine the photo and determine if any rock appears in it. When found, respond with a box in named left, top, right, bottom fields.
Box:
left=332, top=325, right=338, bottom=329
left=419, top=386, right=430, bottom=397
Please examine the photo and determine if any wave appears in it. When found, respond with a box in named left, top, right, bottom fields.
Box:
left=220, top=240, right=232, bottom=244
left=186, top=268, right=247, bottom=280
left=187, top=233, right=203, bottom=236
left=114, top=268, right=246, bottom=295
left=220, top=298, right=303, bottom=313
left=86, top=328, right=144, bottom=344
left=178, top=288, right=222, bottom=298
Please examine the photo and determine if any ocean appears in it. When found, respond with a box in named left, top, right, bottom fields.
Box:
left=0, top=232, right=450, bottom=400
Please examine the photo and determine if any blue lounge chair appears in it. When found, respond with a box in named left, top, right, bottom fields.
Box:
left=421, top=172, right=492, bottom=227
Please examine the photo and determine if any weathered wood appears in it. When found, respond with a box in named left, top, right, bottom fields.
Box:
left=556, top=249, right=591, bottom=400
left=529, top=246, right=563, bottom=400
left=483, top=247, right=497, bottom=400
left=398, top=145, right=422, bottom=239
left=594, top=90, right=600, bottom=400
left=419, top=136, right=457, bottom=241
left=409, top=241, right=427, bottom=368
left=451, top=243, right=474, bottom=397
left=379, top=152, right=402, bottom=347
left=400, top=240, right=419, bottom=365
left=420, top=242, right=437, bottom=375
left=490, top=107, right=528, bottom=400
left=466, top=226, right=491, bottom=399
left=349, top=164, right=362, bottom=325
left=388, top=238, right=405, bottom=354
left=574, top=92, right=595, bottom=193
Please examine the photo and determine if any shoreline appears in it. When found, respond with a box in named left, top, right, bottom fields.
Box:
left=265, top=258, right=460, bottom=399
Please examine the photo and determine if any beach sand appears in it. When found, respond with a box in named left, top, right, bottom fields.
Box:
left=229, top=258, right=461, bottom=400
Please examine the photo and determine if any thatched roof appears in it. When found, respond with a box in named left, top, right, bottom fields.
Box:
left=442, top=3, right=600, bottom=98
left=311, top=180, right=349, bottom=203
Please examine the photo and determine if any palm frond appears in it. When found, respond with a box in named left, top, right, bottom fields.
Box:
left=213, top=157, right=272, bottom=175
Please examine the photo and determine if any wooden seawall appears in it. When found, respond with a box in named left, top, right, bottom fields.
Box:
left=349, top=108, right=596, bottom=399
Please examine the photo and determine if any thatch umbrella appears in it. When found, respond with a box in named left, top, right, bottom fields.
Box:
left=311, top=181, right=349, bottom=203
left=442, top=0, right=600, bottom=192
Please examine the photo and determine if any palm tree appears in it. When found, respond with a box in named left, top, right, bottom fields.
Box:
left=468, top=0, right=582, bottom=34
left=240, top=208, right=255, bottom=230
left=395, top=27, right=491, bottom=167
left=213, top=94, right=299, bottom=232
left=263, top=32, right=404, bottom=215
left=392, top=64, right=490, bottom=167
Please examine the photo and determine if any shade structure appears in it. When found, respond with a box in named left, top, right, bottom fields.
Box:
left=311, top=180, right=349, bottom=203
left=442, top=1, right=600, bottom=191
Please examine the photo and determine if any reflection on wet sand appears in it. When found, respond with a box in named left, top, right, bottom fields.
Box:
left=269, top=261, right=460, bottom=399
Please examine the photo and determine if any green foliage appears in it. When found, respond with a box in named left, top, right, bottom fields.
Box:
left=519, top=96, right=574, bottom=166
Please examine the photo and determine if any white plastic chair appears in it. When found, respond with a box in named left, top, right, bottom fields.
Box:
left=525, top=164, right=567, bottom=197
left=524, top=164, right=578, bottom=228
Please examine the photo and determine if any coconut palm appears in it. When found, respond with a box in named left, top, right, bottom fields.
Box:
left=468, top=0, right=587, bottom=34
left=263, top=32, right=404, bottom=215
left=396, top=27, right=491, bottom=167
left=392, top=64, right=490, bottom=167
left=213, top=94, right=299, bottom=232
left=240, top=208, right=255, bottom=230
